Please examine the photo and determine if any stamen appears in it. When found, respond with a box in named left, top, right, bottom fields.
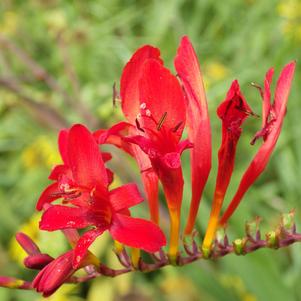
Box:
left=135, top=118, right=145, bottom=132
left=235, top=105, right=260, bottom=118
left=157, top=112, right=167, bottom=131
left=145, top=109, right=151, bottom=117
left=112, top=82, right=120, bottom=107
left=251, top=82, right=264, bottom=99
left=136, top=113, right=141, bottom=119
left=172, top=121, right=183, bottom=133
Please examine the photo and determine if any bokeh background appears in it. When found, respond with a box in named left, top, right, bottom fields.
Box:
left=0, top=0, right=301, bottom=300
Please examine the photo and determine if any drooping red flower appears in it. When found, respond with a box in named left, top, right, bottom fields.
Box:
left=220, top=61, right=296, bottom=225
left=174, top=36, right=212, bottom=235
left=202, top=80, right=254, bottom=253
left=37, top=124, right=166, bottom=268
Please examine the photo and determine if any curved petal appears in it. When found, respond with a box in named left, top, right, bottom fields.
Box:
left=36, top=183, right=61, bottom=211
left=274, top=61, right=296, bottom=116
left=139, top=59, right=186, bottom=139
left=121, top=46, right=162, bottom=123
left=39, top=205, right=93, bottom=231
left=110, top=213, right=166, bottom=253
left=109, top=183, right=143, bottom=212
left=124, top=135, right=159, bottom=159
left=73, top=228, right=107, bottom=269
left=174, top=36, right=212, bottom=234
left=94, top=122, right=135, bottom=156
left=68, top=124, right=108, bottom=189
left=48, top=164, right=70, bottom=180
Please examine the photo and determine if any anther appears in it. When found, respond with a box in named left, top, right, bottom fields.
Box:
left=172, top=121, right=183, bottom=132
left=135, top=118, right=145, bottom=132
left=157, top=112, right=167, bottom=130
left=251, top=82, right=264, bottom=99
left=112, top=82, right=120, bottom=107
left=145, top=109, right=151, bottom=117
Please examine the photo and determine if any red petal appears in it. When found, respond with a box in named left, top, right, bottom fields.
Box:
left=48, top=164, right=70, bottom=180
left=68, top=124, right=108, bottom=189
left=174, top=36, right=212, bottom=234
left=274, top=61, right=296, bottom=116
left=109, top=183, right=143, bottom=212
left=94, top=122, right=135, bottom=156
left=161, top=152, right=181, bottom=169
left=121, top=46, right=162, bottom=123
left=141, top=169, right=159, bottom=224
left=110, top=213, right=166, bottom=252
left=220, top=62, right=296, bottom=224
left=39, top=205, right=93, bottom=231
left=58, top=129, right=69, bottom=165
left=124, top=135, right=159, bottom=159
left=139, top=59, right=186, bottom=139
left=36, top=183, right=61, bottom=211
left=262, top=68, right=274, bottom=126
left=73, top=228, right=106, bottom=268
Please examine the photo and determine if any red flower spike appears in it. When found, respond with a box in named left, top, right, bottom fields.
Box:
left=202, top=80, right=253, bottom=253
left=174, top=36, right=212, bottom=235
left=38, top=124, right=166, bottom=268
left=220, top=61, right=296, bottom=225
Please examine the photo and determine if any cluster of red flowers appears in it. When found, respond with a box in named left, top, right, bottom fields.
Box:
left=0, top=36, right=295, bottom=296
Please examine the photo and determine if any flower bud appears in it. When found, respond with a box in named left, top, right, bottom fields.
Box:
left=24, top=253, right=54, bottom=270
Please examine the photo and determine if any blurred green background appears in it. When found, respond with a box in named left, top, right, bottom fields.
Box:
left=0, top=0, right=301, bottom=300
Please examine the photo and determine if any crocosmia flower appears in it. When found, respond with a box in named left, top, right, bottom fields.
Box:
left=220, top=61, right=296, bottom=225
left=37, top=124, right=166, bottom=268
left=202, top=80, right=254, bottom=253
left=121, top=56, right=192, bottom=261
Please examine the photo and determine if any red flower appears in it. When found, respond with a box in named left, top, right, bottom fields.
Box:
left=95, top=46, right=162, bottom=224
left=122, top=58, right=192, bottom=260
left=37, top=124, right=166, bottom=268
left=174, top=36, right=212, bottom=235
left=96, top=47, right=192, bottom=260
left=32, top=250, right=76, bottom=297
left=202, top=80, right=253, bottom=253
left=220, top=61, right=296, bottom=225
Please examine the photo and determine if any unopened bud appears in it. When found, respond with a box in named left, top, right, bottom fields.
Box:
left=24, top=254, right=54, bottom=270
left=16, top=232, right=40, bottom=255
left=0, top=276, right=31, bottom=289
left=266, top=231, right=279, bottom=249
left=233, top=239, right=245, bottom=255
